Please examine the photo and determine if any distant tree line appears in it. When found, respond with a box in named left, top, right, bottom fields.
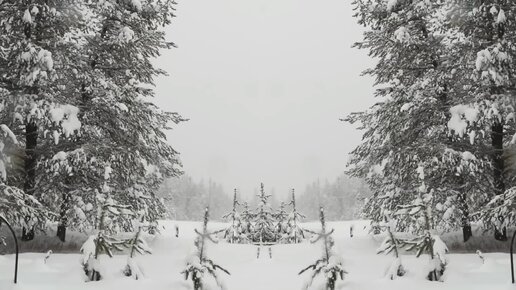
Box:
left=297, top=174, right=371, bottom=221
left=158, top=176, right=232, bottom=221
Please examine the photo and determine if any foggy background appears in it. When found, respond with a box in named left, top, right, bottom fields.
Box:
left=154, top=0, right=375, bottom=199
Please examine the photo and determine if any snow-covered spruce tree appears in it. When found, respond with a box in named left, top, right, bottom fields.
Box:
left=377, top=219, right=405, bottom=280
left=223, top=189, right=245, bottom=243
left=285, top=189, right=305, bottom=243
left=0, top=0, right=91, bottom=239
left=442, top=1, right=516, bottom=241
left=81, top=0, right=183, bottom=233
left=347, top=0, right=488, bottom=241
left=122, top=218, right=152, bottom=280
left=183, top=207, right=229, bottom=290
left=239, top=201, right=254, bottom=241
left=274, top=201, right=289, bottom=243
left=38, top=0, right=184, bottom=240
left=39, top=148, right=101, bottom=238
left=251, top=183, right=277, bottom=244
left=299, top=207, right=346, bottom=290
left=80, top=193, right=132, bottom=282
left=0, top=123, right=47, bottom=226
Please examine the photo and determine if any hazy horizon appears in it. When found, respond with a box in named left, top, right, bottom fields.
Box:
left=154, top=0, right=375, bottom=197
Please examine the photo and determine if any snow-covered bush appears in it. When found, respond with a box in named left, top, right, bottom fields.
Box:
left=299, top=207, right=346, bottom=290
left=80, top=198, right=131, bottom=281
left=182, top=208, right=229, bottom=290
left=122, top=219, right=152, bottom=280
left=401, top=233, right=448, bottom=281
left=396, top=197, right=449, bottom=281
left=377, top=220, right=405, bottom=279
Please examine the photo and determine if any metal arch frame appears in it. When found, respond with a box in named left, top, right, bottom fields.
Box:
left=0, top=215, right=19, bottom=284
left=511, top=230, right=516, bottom=283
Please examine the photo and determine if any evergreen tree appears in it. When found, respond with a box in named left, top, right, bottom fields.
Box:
left=122, top=218, right=152, bottom=280
left=443, top=1, right=516, bottom=241
left=223, top=189, right=246, bottom=243
left=0, top=122, right=47, bottom=227
left=56, top=0, right=184, bottom=240
left=274, top=201, right=289, bottom=243
left=347, top=0, right=489, bottom=243
left=0, top=0, right=90, bottom=240
left=395, top=189, right=449, bottom=281
left=284, top=189, right=305, bottom=243
left=376, top=219, right=405, bottom=280
left=0, top=0, right=184, bottom=241
left=239, top=201, right=254, bottom=241
left=251, top=183, right=276, bottom=244
left=299, top=207, right=346, bottom=290
left=80, top=195, right=131, bottom=281
left=182, top=207, right=229, bottom=290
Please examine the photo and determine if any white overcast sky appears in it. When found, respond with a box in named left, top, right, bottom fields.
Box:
left=154, top=0, right=375, bottom=198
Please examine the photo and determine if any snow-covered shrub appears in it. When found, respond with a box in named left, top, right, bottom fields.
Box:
left=401, top=233, right=448, bottom=281
left=182, top=208, right=229, bottom=290
left=122, top=219, right=152, bottom=280
left=377, top=220, right=405, bottom=279
left=299, top=208, right=346, bottom=290
left=80, top=198, right=130, bottom=281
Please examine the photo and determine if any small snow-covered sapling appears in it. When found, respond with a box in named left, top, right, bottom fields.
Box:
left=476, top=250, right=485, bottom=264
left=397, top=197, right=448, bottom=281
left=376, top=220, right=405, bottom=279
left=122, top=219, right=152, bottom=280
left=80, top=198, right=129, bottom=281
left=299, top=207, right=346, bottom=290
left=284, top=189, right=306, bottom=244
left=44, top=250, right=53, bottom=264
left=223, top=189, right=244, bottom=243
left=182, top=207, right=229, bottom=290
left=251, top=183, right=277, bottom=244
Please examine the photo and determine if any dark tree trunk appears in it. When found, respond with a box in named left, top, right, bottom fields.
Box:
left=458, top=187, right=472, bottom=242
left=492, top=121, right=505, bottom=195
left=492, top=121, right=507, bottom=241
left=24, top=121, right=38, bottom=195
left=57, top=192, right=71, bottom=242
left=21, top=120, right=38, bottom=241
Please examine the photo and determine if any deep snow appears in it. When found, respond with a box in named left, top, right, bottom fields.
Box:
left=1, top=220, right=515, bottom=290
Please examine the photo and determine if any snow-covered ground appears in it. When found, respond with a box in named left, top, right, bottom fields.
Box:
left=1, top=220, right=515, bottom=290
